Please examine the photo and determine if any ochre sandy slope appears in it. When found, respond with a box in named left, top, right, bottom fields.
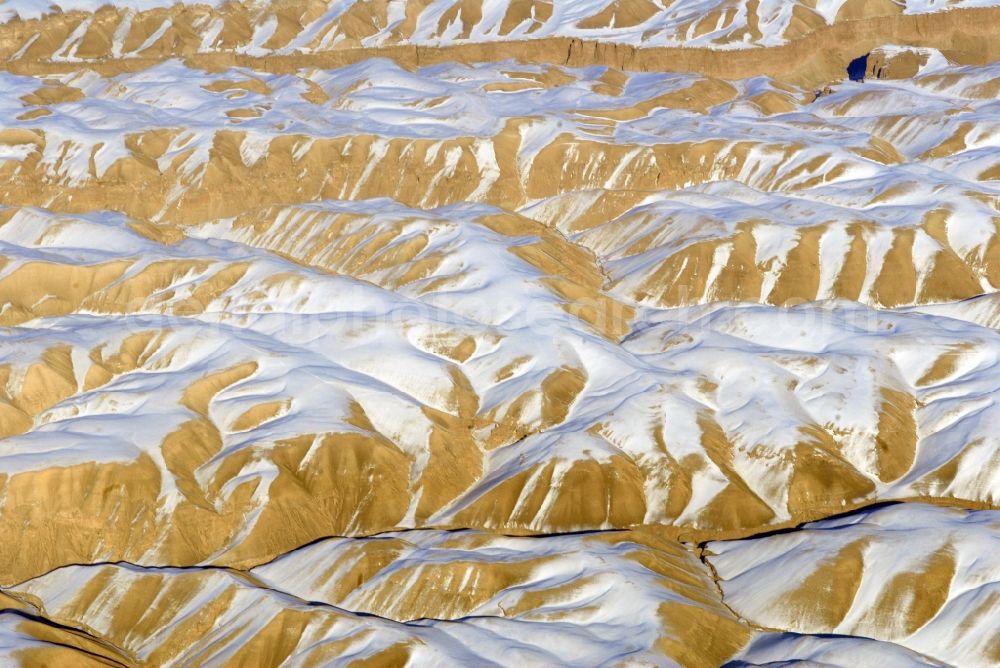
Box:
left=4, top=0, right=1000, bottom=88
left=4, top=530, right=749, bottom=666
left=709, top=504, right=1000, bottom=666
left=0, top=1, right=999, bottom=666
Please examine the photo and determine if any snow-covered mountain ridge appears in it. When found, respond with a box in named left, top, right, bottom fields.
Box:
left=0, top=2, right=998, bottom=666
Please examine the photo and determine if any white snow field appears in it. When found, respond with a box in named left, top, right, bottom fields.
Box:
left=2, top=0, right=999, bottom=49
left=0, top=1, right=998, bottom=666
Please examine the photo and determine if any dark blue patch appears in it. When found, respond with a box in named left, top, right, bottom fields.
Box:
left=847, top=54, right=868, bottom=81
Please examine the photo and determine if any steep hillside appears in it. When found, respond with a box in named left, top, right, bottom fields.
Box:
left=0, top=1, right=998, bottom=666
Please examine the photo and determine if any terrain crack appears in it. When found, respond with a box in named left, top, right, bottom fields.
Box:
left=3, top=559, right=526, bottom=629
left=0, top=590, right=136, bottom=667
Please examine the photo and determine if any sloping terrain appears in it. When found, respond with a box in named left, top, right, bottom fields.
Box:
left=0, top=1, right=998, bottom=666
left=2, top=0, right=1000, bottom=55
left=5, top=529, right=748, bottom=666
left=708, top=503, right=1000, bottom=666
